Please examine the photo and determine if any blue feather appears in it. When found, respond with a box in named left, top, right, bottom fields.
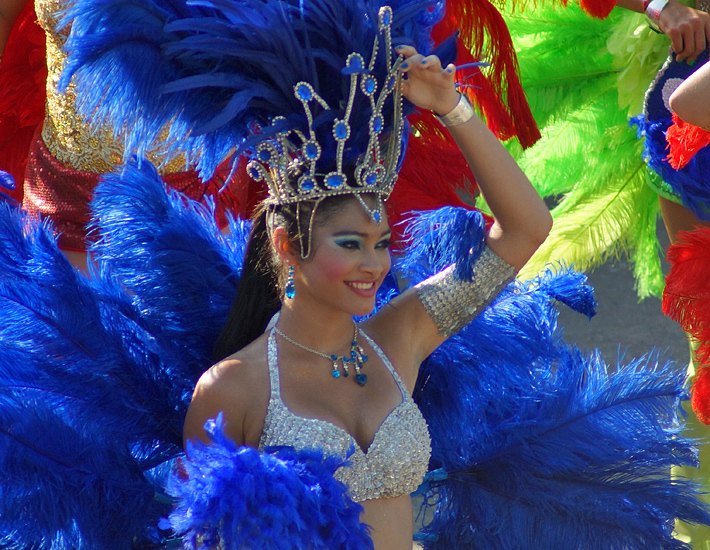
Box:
left=164, top=414, right=373, bottom=550
left=398, top=209, right=708, bottom=548
left=396, top=206, right=488, bottom=283
left=89, top=159, right=248, bottom=378
left=61, top=0, right=447, bottom=178
left=0, top=199, right=192, bottom=548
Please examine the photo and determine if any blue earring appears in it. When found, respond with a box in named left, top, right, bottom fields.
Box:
left=285, top=265, right=296, bottom=299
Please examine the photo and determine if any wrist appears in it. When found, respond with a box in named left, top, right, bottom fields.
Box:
left=645, top=0, right=670, bottom=33
left=433, top=91, right=463, bottom=118
left=434, top=93, right=475, bottom=127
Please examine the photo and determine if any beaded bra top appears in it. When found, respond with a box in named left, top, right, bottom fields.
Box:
left=259, top=329, right=431, bottom=502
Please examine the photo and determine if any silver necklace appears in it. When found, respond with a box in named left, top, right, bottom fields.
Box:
left=274, top=325, right=369, bottom=386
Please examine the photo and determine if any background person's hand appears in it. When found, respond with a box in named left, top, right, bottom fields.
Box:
left=658, top=0, right=710, bottom=63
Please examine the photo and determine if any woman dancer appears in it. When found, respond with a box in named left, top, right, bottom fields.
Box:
left=183, top=38, right=551, bottom=549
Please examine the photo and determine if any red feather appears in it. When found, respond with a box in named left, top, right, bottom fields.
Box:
left=666, top=113, right=710, bottom=170
left=578, top=0, right=617, bottom=19
left=433, top=0, right=540, bottom=148
left=662, top=227, right=710, bottom=423
left=0, top=1, right=47, bottom=202
left=388, top=111, right=492, bottom=248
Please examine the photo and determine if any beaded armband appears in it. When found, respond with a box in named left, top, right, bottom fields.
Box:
left=415, top=247, right=516, bottom=337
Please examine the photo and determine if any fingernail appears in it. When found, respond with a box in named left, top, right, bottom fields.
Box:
left=446, top=66, right=454, bottom=73
left=401, top=62, right=408, bottom=69
left=394, top=45, right=404, bottom=51
left=688, top=59, right=696, bottom=66
left=420, top=59, right=427, bottom=65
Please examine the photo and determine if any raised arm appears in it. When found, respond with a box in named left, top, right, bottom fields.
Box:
left=0, top=0, right=29, bottom=57
left=669, top=61, right=710, bottom=128
left=616, top=0, right=710, bottom=63
left=397, top=45, right=552, bottom=271
left=368, top=47, right=551, bottom=378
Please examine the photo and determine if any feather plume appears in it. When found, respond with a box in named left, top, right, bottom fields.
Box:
left=397, top=208, right=708, bottom=548
left=0, top=202, right=180, bottom=548
left=666, top=114, right=710, bottom=170
left=431, top=0, right=540, bottom=147
left=89, top=158, right=248, bottom=377
left=663, top=228, right=710, bottom=424
left=61, top=0, right=447, bottom=179
left=0, top=0, right=46, bottom=201
left=501, top=2, right=667, bottom=298
left=518, top=157, right=664, bottom=299
left=164, top=413, right=373, bottom=550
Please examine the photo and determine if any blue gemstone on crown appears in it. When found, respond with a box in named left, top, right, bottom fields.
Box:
left=334, top=121, right=350, bottom=140
left=372, top=115, right=383, bottom=133
left=258, top=149, right=272, bottom=162
left=381, top=7, right=391, bottom=26
left=300, top=177, right=315, bottom=191
left=373, top=211, right=381, bottom=223
left=365, top=172, right=378, bottom=186
left=387, top=75, right=396, bottom=91
left=296, top=83, right=313, bottom=101
left=326, top=173, right=345, bottom=188
left=343, top=53, right=365, bottom=75
left=304, top=141, right=320, bottom=160
left=363, top=77, right=376, bottom=95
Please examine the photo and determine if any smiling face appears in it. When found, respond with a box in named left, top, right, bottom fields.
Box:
left=292, top=197, right=392, bottom=318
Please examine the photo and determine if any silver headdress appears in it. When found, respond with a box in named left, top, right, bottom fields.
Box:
left=246, top=6, right=404, bottom=225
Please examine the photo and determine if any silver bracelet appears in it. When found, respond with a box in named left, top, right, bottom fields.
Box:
left=435, top=92, right=474, bottom=127
left=645, top=0, right=669, bottom=33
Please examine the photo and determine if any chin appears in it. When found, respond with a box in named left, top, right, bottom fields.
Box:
left=349, top=299, right=377, bottom=318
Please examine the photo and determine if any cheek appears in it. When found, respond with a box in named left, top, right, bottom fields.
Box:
left=313, top=250, right=356, bottom=283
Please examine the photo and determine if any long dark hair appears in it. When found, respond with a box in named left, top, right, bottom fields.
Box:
left=212, top=194, right=358, bottom=362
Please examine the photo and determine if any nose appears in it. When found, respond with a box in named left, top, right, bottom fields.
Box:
left=359, top=247, right=388, bottom=276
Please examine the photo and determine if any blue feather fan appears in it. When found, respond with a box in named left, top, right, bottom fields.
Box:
left=163, top=414, right=373, bottom=550
left=398, top=208, right=708, bottom=549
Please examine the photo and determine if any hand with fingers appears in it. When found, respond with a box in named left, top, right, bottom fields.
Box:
left=395, top=45, right=461, bottom=117
left=657, top=0, right=710, bottom=63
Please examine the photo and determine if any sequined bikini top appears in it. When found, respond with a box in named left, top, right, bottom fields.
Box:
left=259, top=329, right=431, bottom=503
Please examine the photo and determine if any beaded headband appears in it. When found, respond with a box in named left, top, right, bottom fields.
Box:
left=246, top=6, right=405, bottom=225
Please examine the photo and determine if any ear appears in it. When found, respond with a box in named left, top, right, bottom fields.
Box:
left=272, top=226, right=300, bottom=264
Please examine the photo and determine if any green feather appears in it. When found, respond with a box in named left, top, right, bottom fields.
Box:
left=490, top=0, right=670, bottom=298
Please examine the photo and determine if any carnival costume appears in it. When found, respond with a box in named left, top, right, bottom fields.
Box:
left=1, top=0, right=710, bottom=549
left=0, top=0, right=246, bottom=251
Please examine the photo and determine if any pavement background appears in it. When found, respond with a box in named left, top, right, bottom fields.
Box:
left=556, top=220, right=690, bottom=368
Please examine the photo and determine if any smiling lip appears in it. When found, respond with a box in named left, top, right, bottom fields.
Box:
left=345, top=280, right=378, bottom=297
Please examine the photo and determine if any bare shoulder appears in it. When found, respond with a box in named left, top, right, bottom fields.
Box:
left=183, top=334, right=270, bottom=449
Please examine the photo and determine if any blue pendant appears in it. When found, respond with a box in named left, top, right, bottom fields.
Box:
left=285, top=280, right=295, bottom=299
left=355, top=374, right=368, bottom=386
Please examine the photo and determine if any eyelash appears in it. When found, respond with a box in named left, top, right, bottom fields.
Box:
left=336, top=239, right=391, bottom=250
